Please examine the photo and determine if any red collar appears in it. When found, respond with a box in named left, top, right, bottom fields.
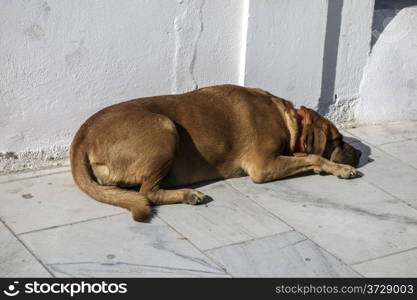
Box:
left=293, top=108, right=306, bottom=156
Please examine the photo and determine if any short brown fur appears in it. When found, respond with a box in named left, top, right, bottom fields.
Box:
left=70, top=85, right=361, bottom=221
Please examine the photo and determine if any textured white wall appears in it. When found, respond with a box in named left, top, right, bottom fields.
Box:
left=1, top=0, right=177, bottom=153
left=243, top=0, right=375, bottom=121
left=0, top=0, right=245, bottom=172
left=357, top=6, right=417, bottom=123
left=324, top=0, right=374, bottom=123
left=244, top=0, right=328, bottom=109
left=1, top=0, right=416, bottom=173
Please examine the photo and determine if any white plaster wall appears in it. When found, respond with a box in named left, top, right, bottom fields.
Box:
left=324, top=0, right=374, bottom=123
left=0, top=0, right=245, bottom=172
left=243, top=0, right=375, bottom=121
left=193, top=0, right=244, bottom=89
left=1, top=0, right=416, bottom=173
left=356, top=6, right=417, bottom=123
left=244, top=0, right=328, bottom=109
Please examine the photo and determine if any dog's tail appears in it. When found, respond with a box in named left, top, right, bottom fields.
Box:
left=70, top=133, right=151, bottom=222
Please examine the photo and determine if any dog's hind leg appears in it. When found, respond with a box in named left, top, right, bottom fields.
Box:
left=140, top=182, right=210, bottom=206
left=118, top=112, right=209, bottom=208
left=134, top=151, right=210, bottom=206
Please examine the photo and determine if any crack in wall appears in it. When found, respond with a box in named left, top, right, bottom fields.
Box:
left=172, top=0, right=205, bottom=93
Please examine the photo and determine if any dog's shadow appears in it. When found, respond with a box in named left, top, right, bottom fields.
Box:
left=166, top=136, right=373, bottom=186
left=148, top=136, right=374, bottom=221
left=342, top=136, right=373, bottom=169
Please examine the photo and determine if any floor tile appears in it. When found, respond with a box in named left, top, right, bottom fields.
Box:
left=352, top=142, right=417, bottom=208
left=0, top=172, right=124, bottom=234
left=0, top=222, right=50, bottom=277
left=353, top=248, right=417, bottom=277
left=157, top=181, right=291, bottom=250
left=227, top=174, right=417, bottom=265
left=379, top=140, right=417, bottom=169
left=340, top=129, right=362, bottom=144
left=1, top=122, right=417, bottom=278
left=346, top=121, right=417, bottom=146
left=206, top=231, right=358, bottom=277
left=20, top=214, right=228, bottom=277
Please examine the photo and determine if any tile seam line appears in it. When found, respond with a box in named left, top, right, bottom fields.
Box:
left=240, top=182, right=410, bottom=277
left=160, top=179, right=297, bottom=252
left=350, top=245, right=417, bottom=267
left=243, top=174, right=417, bottom=275
left=343, top=129, right=417, bottom=211
left=376, top=147, right=417, bottom=172
left=204, top=231, right=362, bottom=278
left=224, top=179, right=359, bottom=277
left=202, top=230, right=303, bottom=279
left=345, top=121, right=417, bottom=131
left=17, top=212, right=128, bottom=236
left=349, top=138, right=410, bottom=147
left=375, top=144, right=417, bottom=171
left=155, top=215, right=233, bottom=277
left=360, top=176, right=417, bottom=212
left=378, top=137, right=417, bottom=146
left=0, top=169, right=71, bottom=185
left=224, top=180, right=354, bottom=271
left=0, top=219, right=55, bottom=278
left=225, top=180, right=296, bottom=230
left=225, top=181, right=366, bottom=277
left=202, top=229, right=297, bottom=253
left=306, top=238, right=364, bottom=278
left=345, top=129, right=417, bottom=171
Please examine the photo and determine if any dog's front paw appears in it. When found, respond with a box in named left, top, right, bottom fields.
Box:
left=335, top=165, right=362, bottom=179
left=184, top=190, right=212, bottom=205
left=313, top=167, right=322, bottom=174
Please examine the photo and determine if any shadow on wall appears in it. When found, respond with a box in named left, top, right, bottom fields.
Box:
left=318, top=0, right=344, bottom=116
left=319, top=0, right=417, bottom=122
left=371, top=0, right=417, bottom=47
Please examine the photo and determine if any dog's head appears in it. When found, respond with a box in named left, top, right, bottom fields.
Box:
left=298, top=106, right=361, bottom=167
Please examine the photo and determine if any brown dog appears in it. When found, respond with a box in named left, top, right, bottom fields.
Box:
left=70, top=85, right=361, bottom=221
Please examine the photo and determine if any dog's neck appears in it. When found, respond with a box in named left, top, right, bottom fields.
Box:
left=293, top=108, right=306, bottom=156
left=269, top=96, right=307, bottom=156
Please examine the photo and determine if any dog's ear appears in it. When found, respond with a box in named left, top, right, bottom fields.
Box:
left=300, top=106, right=319, bottom=127
left=304, top=127, right=327, bottom=155
left=301, top=107, right=328, bottom=156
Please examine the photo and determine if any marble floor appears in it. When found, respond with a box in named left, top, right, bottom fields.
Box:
left=1, top=121, right=417, bottom=277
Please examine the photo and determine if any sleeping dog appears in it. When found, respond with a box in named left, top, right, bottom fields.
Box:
left=70, top=85, right=361, bottom=221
